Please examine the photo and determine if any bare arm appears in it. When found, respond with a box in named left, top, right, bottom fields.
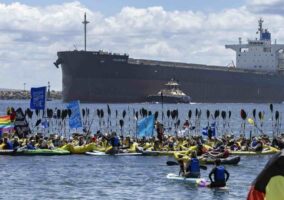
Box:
left=225, top=169, right=230, bottom=182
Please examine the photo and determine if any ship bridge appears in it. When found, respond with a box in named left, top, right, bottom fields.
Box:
left=225, top=19, right=284, bottom=72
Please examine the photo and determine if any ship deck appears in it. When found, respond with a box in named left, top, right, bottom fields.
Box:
left=128, top=58, right=278, bottom=75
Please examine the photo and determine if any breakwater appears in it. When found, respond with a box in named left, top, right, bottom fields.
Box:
left=0, top=89, right=62, bottom=100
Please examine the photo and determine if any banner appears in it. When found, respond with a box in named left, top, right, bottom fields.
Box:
left=30, top=87, right=46, bottom=110
left=137, top=115, right=154, bottom=137
left=14, top=108, right=31, bottom=138
left=67, top=100, right=82, bottom=129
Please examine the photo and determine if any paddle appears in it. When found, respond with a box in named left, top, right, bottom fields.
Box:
left=166, top=161, right=207, bottom=170
left=247, top=118, right=264, bottom=134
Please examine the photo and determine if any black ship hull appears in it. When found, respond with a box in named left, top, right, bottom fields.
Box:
left=56, top=51, right=284, bottom=103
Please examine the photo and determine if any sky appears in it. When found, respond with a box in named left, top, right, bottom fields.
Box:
left=0, top=0, right=284, bottom=90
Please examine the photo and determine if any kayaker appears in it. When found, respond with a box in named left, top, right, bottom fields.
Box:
left=107, top=132, right=120, bottom=154
left=184, top=151, right=201, bottom=178
left=156, top=122, right=164, bottom=142
left=250, top=138, right=263, bottom=152
left=12, top=136, right=20, bottom=149
left=208, top=146, right=230, bottom=158
left=3, top=137, right=13, bottom=150
left=196, top=143, right=208, bottom=156
left=209, top=159, right=230, bottom=188
left=26, top=140, right=36, bottom=150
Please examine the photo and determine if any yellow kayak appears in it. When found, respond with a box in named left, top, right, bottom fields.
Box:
left=229, top=147, right=279, bottom=156
left=60, top=143, right=97, bottom=154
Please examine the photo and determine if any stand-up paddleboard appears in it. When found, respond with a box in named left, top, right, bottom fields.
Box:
left=166, top=173, right=228, bottom=190
left=86, top=151, right=142, bottom=156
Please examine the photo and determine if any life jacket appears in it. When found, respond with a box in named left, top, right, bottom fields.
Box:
left=112, top=137, right=120, bottom=147
left=189, top=158, right=200, bottom=173
left=4, top=142, right=13, bottom=150
left=27, top=144, right=36, bottom=150
left=215, top=166, right=225, bottom=182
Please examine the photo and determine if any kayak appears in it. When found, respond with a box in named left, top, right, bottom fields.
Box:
left=0, top=149, right=16, bottom=155
left=174, top=152, right=241, bottom=165
left=60, top=143, right=97, bottom=154
left=200, top=156, right=241, bottom=165
left=86, top=151, right=142, bottom=156
left=230, top=147, right=279, bottom=156
left=16, top=149, right=70, bottom=156
left=167, top=173, right=228, bottom=189
left=142, top=151, right=187, bottom=156
left=0, top=149, right=70, bottom=156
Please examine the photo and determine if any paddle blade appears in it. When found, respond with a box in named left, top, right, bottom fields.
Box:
left=248, top=118, right=254, bottom=125
left=167, top=161, right=179, bottom=166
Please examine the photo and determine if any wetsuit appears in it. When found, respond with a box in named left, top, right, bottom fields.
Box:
left=209, top=166, right=230, bottom=187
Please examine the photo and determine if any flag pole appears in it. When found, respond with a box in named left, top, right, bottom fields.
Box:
left=161, top=92, right=164, bottom=124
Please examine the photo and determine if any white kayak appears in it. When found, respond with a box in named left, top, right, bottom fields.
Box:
left=86, top=151, right=142, bottom=156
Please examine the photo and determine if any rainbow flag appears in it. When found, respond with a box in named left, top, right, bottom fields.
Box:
left=0, top=115, right=14, bottom=129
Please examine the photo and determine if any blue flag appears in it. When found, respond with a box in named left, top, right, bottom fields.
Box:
left=30, top=87, right=46, bottom=110
left=41, top=119, right=49, bottom=129
left=67, top=100, right=82, bottom=129
left=202, top=128, right=208, bottom=136
left=202, top=123, right=216, bottom=136
left=137, top=115, right=154, bottom=137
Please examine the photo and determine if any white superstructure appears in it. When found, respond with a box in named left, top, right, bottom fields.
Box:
left=226, top=19, right=284, bottom=72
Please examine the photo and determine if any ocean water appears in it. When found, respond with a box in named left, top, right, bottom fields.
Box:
left=0, top=154, right=272, bottom=200
left=0, top=100, right=282, bottom=199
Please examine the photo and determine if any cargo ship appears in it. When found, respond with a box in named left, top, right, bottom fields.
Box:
left=54, top=15, right=284, bottom=103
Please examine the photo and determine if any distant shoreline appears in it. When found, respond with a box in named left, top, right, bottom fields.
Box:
left=0, top=89, right=62, bottom=100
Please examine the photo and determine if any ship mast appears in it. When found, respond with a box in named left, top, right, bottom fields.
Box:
left=82, top=12, right=89, bottom=51
left=258, top=18, right=264, bottom=40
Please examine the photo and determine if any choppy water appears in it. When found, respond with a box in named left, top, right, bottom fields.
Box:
left=0, top=100, right=282, bottom=199
left=0, top=154, right=272, bottom=200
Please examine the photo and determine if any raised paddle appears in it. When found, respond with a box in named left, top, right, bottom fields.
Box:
left=247, top=118, right=264, bottom=134
left=166, top=161, right=207, bottom=170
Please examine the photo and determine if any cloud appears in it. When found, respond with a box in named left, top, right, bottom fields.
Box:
left=0, top=1, right=284, bottom=90
left=248, top=0, right=284, bottom=15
